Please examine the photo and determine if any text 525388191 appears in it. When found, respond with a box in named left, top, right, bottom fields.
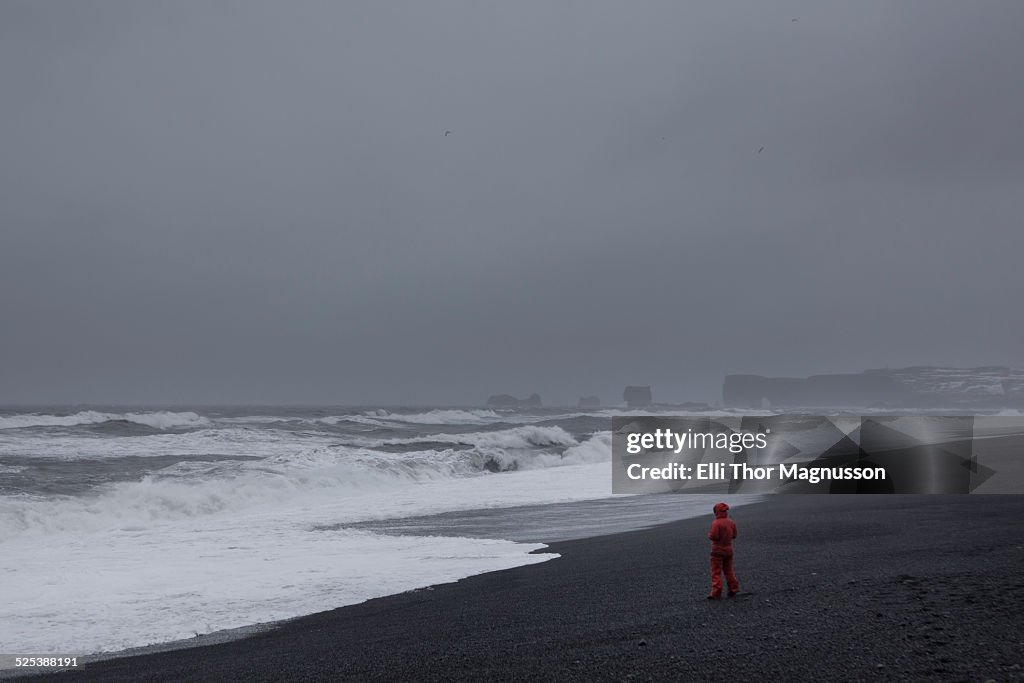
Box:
left=2, top=655, right=81, bottom=669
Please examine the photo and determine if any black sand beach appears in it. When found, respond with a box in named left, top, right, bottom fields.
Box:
left=32, top=495, right=1024, bottom=682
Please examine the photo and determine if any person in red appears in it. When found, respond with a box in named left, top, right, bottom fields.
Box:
left=707, top=501, right=739, bottom=599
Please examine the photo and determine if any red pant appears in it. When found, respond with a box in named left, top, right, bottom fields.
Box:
left=710, top=552, right=739, bottom=597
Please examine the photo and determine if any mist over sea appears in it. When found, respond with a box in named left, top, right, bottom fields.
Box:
left=1, top=404, right=736, bottom=656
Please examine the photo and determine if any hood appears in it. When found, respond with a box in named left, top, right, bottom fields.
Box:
left=713, top=502, right=730, bottom=518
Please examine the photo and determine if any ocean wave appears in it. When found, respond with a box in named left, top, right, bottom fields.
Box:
left=379, top=425, right=579, bottom=450
left=363, top=409, right=506, bottom=425
left=0, top=452, right=410, bottom=540
left=0, top=427, right=331, bottom=460
left=1, top=523, right=554, bottom=655
left=0, top=432, right=612, bottom=541
left=212, top=414, right=397, bottom=430
left=215, top=411, right=482, bottom=429
left=321, top=414, right=396, bottom=428
left=0, top=411, right=210, bottom=431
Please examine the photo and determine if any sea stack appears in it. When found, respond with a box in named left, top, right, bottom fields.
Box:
left=623, top=386, right=652, bottom=408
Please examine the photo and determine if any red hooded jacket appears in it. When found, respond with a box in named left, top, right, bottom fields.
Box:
left=708, top=502, right=737, bottom=556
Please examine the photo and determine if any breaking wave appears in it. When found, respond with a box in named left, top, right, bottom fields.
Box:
left=219, top=410, right=509, bottom=429
left=0, top=432, right=611, bottom=541
left=380, top=425, right=579, bottom=450
left=0, top=411, right=210, bottom=431
left=362, top=409, right=506, bottom=425
left=0, top=427, right=328, bottom=461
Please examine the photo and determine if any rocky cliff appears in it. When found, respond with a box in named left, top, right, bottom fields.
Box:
left=723, top=367, right=1024, bottom=409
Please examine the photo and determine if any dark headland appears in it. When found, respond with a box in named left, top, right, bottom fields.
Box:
left=34, top=496, right=1024, bottom=682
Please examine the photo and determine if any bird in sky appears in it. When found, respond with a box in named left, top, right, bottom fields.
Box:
left=444, top=130, right=451, bottom=136
left=758, top=146, right=765, bottom=154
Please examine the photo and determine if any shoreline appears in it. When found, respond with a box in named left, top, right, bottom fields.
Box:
left=4, top=493, right=763, bottom=675
left=27, top=495, right=1024, bottom=681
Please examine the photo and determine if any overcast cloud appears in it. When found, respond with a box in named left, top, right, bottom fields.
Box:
left=2, top=1, right=1022, bottom=405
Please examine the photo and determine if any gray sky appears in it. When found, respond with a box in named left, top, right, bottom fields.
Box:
left=2, top=1, right=1023, bottom=405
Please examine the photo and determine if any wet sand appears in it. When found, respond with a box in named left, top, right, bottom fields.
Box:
left=33, top=495, right=1024, bottom=682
